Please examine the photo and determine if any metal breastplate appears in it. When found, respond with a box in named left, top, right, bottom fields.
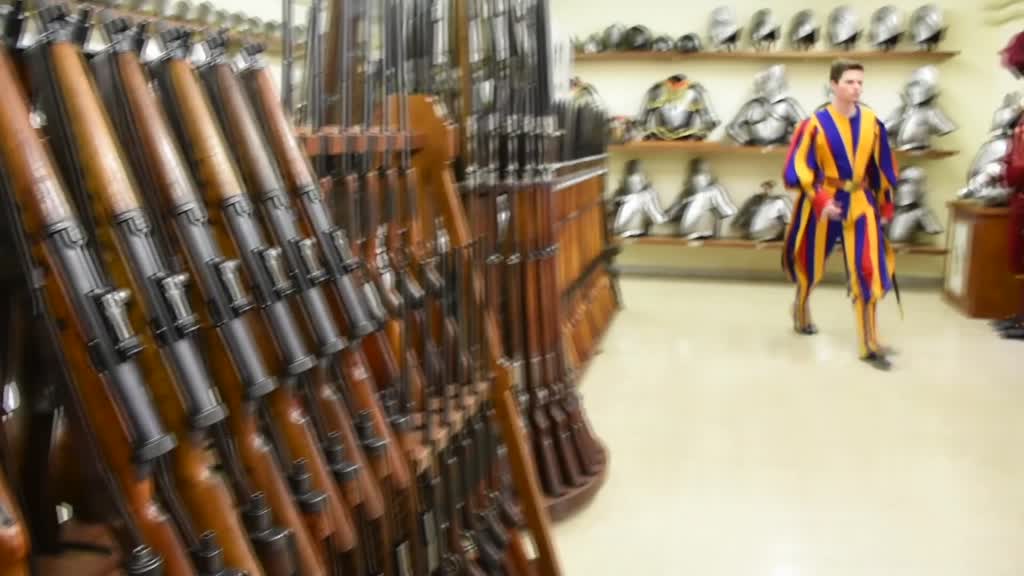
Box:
left=728, top=98, right=802, bottom=145
left=958, top=136, right=1013, bottom=204
left=894, top=180, right=921, bottom=208
left=748, top=195, right=792, bottom=241
left=613, top=173, right=667, bottom=237
left=645, top=84, right=716, bottom=140
left=893, top=105, right=955, bottom=150
left=673, top=184, right=737, bottom=239
left=888, top=205, right=943, bottom=242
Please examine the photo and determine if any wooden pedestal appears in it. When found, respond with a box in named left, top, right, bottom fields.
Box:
left=943, top=201, right=1019, bottom=318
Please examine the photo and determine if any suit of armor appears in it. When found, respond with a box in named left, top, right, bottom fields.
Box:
left=666, top=158, right=736, bottom=239
left=638, top=75, right=719, bottom=141
left=781, top=104, right=899, bottom=366
left=732, top=181, right=793, bottom=241
left=886, top=66, right=957, bottom=150
left=612, top=159, right=668, bottom=237
left=727, top=65, right=807, bottom=146
left=957, top=92, right=1023, bottom=205
left=887, top=166, right=943, bottom=243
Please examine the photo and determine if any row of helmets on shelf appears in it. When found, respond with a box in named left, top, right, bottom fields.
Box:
left=83, top=0, right=294, bottom=42
left=611, top=157, right=942, bottom=244
left=587, top=63, right=956, bottom=152
left=574, top=4, right=946, bottom=54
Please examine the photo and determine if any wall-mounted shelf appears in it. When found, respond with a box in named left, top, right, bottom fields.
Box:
left=618, top=235, right=947, bottom=255
left=607, top=140, right=959, bottom=159
left=574, top=49, right=960, bottom=63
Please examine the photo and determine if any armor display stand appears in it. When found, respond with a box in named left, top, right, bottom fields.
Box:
left=943, top=201, right=1020, bottom=318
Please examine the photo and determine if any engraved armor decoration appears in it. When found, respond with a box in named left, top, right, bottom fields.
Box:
left=709, top=6, right=741, bottom=51
left=726, top=64, right=807, bottom=146
left=957, top=91, right=1024, bottom=206
left=828, top=5, right=861, bottom=50
left=613, top=159, right=668, bottom=237
left=637, top=74, right=719, bottom=141
left=868, top=5, right=904, bottom=51
left=789, top=9, right=820, bottom=50
left=666, top=157, right=737, bottom=239
left=885, top=65, right=956, bottom=150
left=909, top=4, right=945, bottom=51
left=749, top=9, right=781, bottom=51
left=732, top=181, right=793, bottom=241
left=887, top=166, right=943, bottom=243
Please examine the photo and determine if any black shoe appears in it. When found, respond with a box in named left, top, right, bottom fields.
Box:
left=991, top=315, right=1023, bottom=330
left=861, top=351, right=892, bottom=371
left=1000, top=326, right=1024, bottom=340
left=794, top=323, right=818, bottom=335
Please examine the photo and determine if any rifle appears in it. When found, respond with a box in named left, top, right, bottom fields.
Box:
left=197, top=30, right=399, bottom=576
left=0, top=7, right=188, bottom=573
left=238, top=39, right=426, bottom=576
left=30, top=8, right=262, bottom=573
left=146, top=26, right=367, bottom=574
left=85, top=15, right=312, bottom=576
left=533, top=0, right=603, bottom=481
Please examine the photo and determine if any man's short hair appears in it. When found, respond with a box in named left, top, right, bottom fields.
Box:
left=830, top=59, right=864, bottom=83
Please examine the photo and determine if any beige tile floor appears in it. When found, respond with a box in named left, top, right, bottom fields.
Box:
left=552, top=277, right=1023, bottom=576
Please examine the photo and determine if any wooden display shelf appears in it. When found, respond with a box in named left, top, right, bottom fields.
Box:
left=607, top=140, right=959, bottom=159
left=942, top=200, right=1019, bottom=318
left=621, top=235, right=948, bottom=255
left=574, top=49, right=960, bottom=63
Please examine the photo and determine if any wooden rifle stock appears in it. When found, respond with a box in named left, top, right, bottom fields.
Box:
left=40, top=23, right=265, bottom=574
left=101, top=27, right=321, bottom=576
left=148, top=31, right=363, bottom=572
left=0, top=466, right=29, bottom=576
left=0, top=34, right=192, bottom=575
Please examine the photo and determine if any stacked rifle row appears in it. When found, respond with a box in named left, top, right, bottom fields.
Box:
left=0, top=0, right=538, bottom=573
left=307, top=0, right=615, bottom=506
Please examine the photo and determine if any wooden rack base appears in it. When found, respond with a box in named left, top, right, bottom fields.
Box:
left=546, top=438, right=610, bottom=522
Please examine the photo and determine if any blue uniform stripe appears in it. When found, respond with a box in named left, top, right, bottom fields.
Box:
left=855, top=215, right=872, bottom=300
left=804, top=206, right=818, bottom=284
left=850, top=106, right=861, bottom=154
left=784, top=194, right=805, bottom=281
left=815, top=108, right=854, bottom=179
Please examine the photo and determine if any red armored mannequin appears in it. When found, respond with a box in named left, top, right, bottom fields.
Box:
left=998, top=31, right=1024, bottom=338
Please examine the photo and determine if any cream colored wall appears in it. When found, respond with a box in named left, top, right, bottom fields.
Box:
left=554, top=0, right=1024, bottom=280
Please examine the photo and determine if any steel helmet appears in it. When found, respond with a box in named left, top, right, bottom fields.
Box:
left=675, top=32, right=703, bottom=53
left=602, top=23, right=627, bottom=50
left=869, top=5, right=904, bottom=51
left=788, top=10, right=820, bottom=50
left=909, top=4, right=945, bottom=50
left=623, top=25, right=653, bottom=51
left=749, top=9, right=781, bottom=51
left=828, top=5, right=861, bottom=50
left=708, top=6, right=741, bottom=50
left=651, top=34, right=674, bottom=52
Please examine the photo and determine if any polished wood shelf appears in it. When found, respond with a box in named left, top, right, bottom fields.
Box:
left=607, top=140, right=959, bottom=159
left=574, top=49, right=960, bottom=63
left=620, top=235, right=947, bottom=255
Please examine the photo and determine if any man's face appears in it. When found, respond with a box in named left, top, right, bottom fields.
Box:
left=831, top=69, right=864, bottom=104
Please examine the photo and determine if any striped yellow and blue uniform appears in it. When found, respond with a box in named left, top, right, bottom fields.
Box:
left=780, top=104, right=899, bottom=357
